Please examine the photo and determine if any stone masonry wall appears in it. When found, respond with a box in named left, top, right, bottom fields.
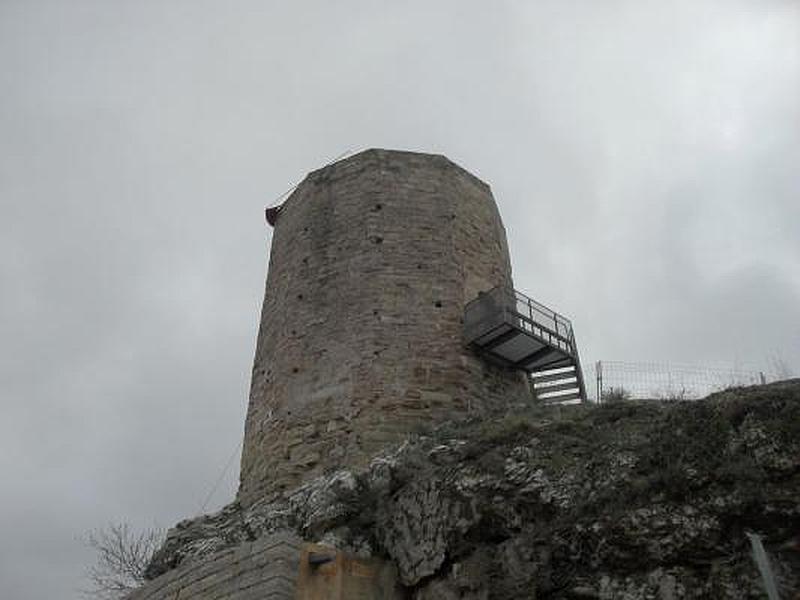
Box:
left=128, top=532, right=301, bottom=600
left=239, top=149, right=530, bottom=506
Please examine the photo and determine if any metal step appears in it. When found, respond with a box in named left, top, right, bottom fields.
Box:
left=530, top=368, right=577, bottom=384
left=540, top=390, right=583, bottom=403
left=528, top=356, right=574, bottom=371
left=531, top=362, right=584, bottom=403
left=533, top=380, right=580, bottom=395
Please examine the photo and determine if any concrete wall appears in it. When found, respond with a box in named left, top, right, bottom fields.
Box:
left=239, top=149, right=529, bottom=506
left=127, top=533, right=301, bottom=600
left=296, top=544, right=404, bottom=599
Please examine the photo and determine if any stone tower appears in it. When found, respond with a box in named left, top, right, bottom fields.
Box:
left=239, top=149, right=529, bottom=506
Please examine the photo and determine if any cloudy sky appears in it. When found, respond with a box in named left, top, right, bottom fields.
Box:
left=1, top=1, right=798, bottom=597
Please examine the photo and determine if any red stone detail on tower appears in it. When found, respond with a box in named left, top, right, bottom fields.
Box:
left=265, top=205, right=283, bottom=227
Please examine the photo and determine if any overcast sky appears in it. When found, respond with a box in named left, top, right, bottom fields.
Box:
left=1, top=1, right=798, bottom=598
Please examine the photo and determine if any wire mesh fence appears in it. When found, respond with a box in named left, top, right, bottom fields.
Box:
left=595, top=360, right=766, bottom=402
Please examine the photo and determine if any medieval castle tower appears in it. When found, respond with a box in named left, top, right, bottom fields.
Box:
left=239, top=148, right=530, bottom=505
left=129, top=149, right=589, bottom=600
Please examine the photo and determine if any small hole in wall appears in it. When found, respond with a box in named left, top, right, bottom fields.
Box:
left=297, top=294, right=304, bottom=300
left=303, top=227, right=309, bottom=233
left=302, top=257, right=308, bottom=265
left=373, top=309, right=379, bottom=316
left=372, top=236, right=383, bottom=244
left=291, top=330, right=296, bottom=336
left=374, top=203, right=383, bottom=211
left=434, top=301, right=442, bottom=308
left=292, top=367, right=299, bottom=374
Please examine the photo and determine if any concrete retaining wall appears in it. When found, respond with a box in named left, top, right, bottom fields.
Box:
left=127, top=532, right=301, bottom=600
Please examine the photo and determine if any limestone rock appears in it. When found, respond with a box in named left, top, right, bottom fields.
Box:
left=146, top=380, right=800, bottom=598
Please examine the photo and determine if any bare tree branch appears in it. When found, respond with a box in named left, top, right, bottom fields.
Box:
left=82, top=523, right=164, bottom=599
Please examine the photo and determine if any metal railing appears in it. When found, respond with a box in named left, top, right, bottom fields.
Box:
left=511, top=288, right=575, bottom=350
left=465, top=286, right=587, bottom=401
left=465, top=286, right=575, bottom=354
left=464, top=286, right=577, bottom=355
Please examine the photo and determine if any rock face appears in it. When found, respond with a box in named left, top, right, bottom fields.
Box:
left=240, top=149, right=530, bottom=505
left=147, top=381, right=800, bottom=599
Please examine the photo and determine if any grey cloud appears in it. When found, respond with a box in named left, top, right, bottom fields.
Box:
left=1, top=1, right=798, bottom=598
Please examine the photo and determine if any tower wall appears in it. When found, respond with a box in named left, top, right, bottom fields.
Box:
left=239, top=149, right=529, bottom=505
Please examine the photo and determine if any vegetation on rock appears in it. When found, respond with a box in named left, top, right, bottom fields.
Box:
left=146, top=380, right=800, bottom=598
left=83, top=523, right=164, bottom=599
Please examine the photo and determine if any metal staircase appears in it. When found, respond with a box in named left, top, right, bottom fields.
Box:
left=464, top=286, right=586, bottom=403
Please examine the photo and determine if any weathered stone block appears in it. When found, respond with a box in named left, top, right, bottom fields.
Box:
left=296, top=543, right=404, bottom=600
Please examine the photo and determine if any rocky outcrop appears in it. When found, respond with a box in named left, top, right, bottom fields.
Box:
left=146, top=380, right=800, bottom=598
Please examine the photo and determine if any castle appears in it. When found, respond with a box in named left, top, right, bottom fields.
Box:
left=239, top=149, right=533, bottom=505
left=129, top=149, right=586, bottom=599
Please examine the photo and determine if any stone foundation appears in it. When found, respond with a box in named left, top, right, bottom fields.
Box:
left=128, top=532, right=301, bottom=600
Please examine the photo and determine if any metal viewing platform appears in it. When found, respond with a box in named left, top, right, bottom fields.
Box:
left=464, top=286, right=587, bottom=402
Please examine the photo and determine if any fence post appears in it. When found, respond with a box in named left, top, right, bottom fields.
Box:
left=596, top=361, right=603, bottom=404
left=746, top=532, right=780, bottom=600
